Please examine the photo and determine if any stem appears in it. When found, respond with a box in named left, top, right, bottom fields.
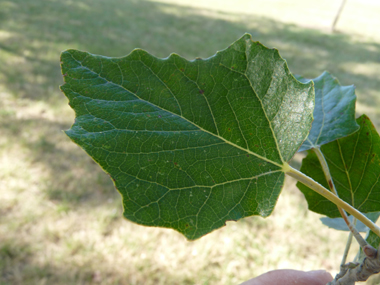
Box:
left=283, top=163, right=380, bottom=238
left=313, top=147, right=368, bottom=249
left=341, top=230, right=354, bottom=266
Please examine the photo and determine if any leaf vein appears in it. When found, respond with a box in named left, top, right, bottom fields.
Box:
left=67, top=52, right=283, bottom=168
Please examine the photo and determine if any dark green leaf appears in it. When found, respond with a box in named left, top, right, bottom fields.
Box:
left=61, top=34, right=314, bottom=240
left=320, top=212, right=380, bottom=232
left=297, top=71, right=359, bottom=152
left=297, top=115, right=380, bottom=217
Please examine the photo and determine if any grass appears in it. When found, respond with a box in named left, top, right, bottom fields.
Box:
left=1, top=0, right=380, bottom=284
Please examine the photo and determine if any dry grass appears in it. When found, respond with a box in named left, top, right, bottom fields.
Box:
left=1, top=0, right=380, bottom=284
left=148, top=0, right=380, bottom=41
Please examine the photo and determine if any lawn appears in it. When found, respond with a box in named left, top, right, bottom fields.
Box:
left=1, top=0, right=380, bottom=284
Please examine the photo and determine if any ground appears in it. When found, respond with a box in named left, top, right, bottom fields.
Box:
left=1, top=0, right=380, bottom=284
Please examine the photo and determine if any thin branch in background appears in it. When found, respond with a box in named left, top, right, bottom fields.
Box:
left=341, top=227, right=354, bottom=266
left=332, top=0, right=348, bottom=32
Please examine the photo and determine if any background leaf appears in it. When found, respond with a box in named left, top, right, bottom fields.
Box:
left=297, top=71, right=359, bottom=152
left=61, top=34, right=314, bottom=240
left=297, top=115, right=380, bottom=217
left=320, top=212, right=380, bottom=232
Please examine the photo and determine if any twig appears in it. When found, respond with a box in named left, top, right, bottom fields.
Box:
left=341, top=229, right=354, bottom=266
left=283, top=163, right=380, bottom=238
left=327, top=246, right=380, bottom=285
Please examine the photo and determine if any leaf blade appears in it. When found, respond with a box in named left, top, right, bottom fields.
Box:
left=297, top=115, right=380, bottom=217
left=61, top=34, right=314, bottom=239
left=320, top=212, right=380, bottom=232
left=297, top=71, right=359, bottom=152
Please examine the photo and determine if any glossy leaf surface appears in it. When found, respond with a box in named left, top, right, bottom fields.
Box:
left=61, top=34, right=314, bottom=240
left=297, top=71, right=359, bottom=152
left=297, top=115, right=380, bottom=217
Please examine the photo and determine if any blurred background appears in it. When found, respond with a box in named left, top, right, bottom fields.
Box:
left=1, top=0, right=380, bottom=284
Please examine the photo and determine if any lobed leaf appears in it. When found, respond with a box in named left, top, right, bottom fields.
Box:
left=60, top=34, right=314, bottom=240
left=297, top=71, right=359, bottom=152
left=297, top=115, right=380, bottom=218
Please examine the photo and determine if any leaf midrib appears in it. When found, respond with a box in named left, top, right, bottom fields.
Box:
left=243, top=43, right=285, bottom=163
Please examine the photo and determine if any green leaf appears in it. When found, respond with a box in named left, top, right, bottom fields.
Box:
left=60, top=34, right=314, bottom=240
left=297, top=115, right=380, bottom=218
left=296, top=71, right=359, bottom=152
left=366, top=230, right=380, bottom=249
left=320, top=212, right=380, bottom=232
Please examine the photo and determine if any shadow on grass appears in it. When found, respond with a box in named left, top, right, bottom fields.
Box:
left=0, top=229, right=209, bottom=285
left=1, top=0, right=380, bottom=283
left=2, top=0, right=379, bottom=207
left=0, top=235, right=200, bottom=285
left=1, top=0, right=380, bottom=105
left=0, top=110, right=119, bottom=208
